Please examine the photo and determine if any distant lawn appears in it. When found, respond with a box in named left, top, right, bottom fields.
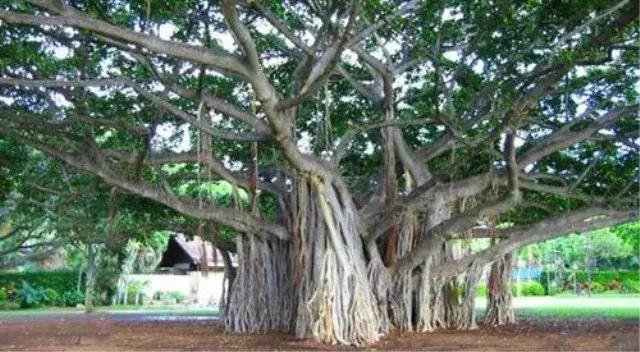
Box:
left=0, top=305, right=218, bottom=318
left=3, top=294, right=638, bottom=321
left=477, top=294, right=640, bottom=320
left=513, top=307, right=640, bottom=320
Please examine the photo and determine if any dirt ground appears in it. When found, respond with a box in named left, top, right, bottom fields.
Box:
left=0, top=314, right=638, bottom=351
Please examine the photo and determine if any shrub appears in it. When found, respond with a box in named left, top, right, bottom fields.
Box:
left=61, top=291, right=85, bottom=307
left=620, top=280, right=640, bottom=294
left=589, top=282, right=605, bottom=294
left=0, top=270, right=81, bottom=295
left=540, top=270, right=640, bottom=293
left=18, top=281, right=47, bottom=308
left=0, top=287, right=6, bottom=309
left=520, top=281, right=545, bottom=296
left=42, top=288, right=62, bottom=306
left=170, top=291, right=185, bottom=304
left=606, top=280, right=622, bottom=291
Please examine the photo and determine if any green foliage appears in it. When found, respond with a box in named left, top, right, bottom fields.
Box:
left=590, top=282, right=605, bottom=294
left=574, top=271, right=639, bottom=286
left=541, top=270, right=639, bottom=293
left=42, top=288, right=61, bottom=306
left=0, top=287, right=6, bottom=308
left=60, top=291, right=85, bottom=307
left=154, top=290, right=185, bottom=304
left=18, top=280, right=47, bottom=308
left=0, top=270, right=81, bottom=295
left=515, top=281, right=546, bottom=296
left=613, top=222, right=640, bottom=255
left=169, top=291, right=185, bottom=304
left=521, top=228, right=636, bottom=271
left=620, top=280, right=640, bottom=294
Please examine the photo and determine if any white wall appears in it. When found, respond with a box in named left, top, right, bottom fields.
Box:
left=120, top=271, right=225, bottom=307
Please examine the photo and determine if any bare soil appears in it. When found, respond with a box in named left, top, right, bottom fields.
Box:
left=0, top=314, right=637, bottom=351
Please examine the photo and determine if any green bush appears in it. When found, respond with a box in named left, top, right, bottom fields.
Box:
left=42, top=288, right=62, bottom=306
left=540, top=270, right=640, bottom=293
left=61, top=291, right=85, bottom=307
left=517, top=281, right=545, bottom=296
left=18, top=280, right=47, bottom=308
left=0, top=270, right=81, bottom=295
left=589, top=282, right=605, bottom=294
left=620, top=280, right=640, bottom=293
left=170, top=291, right=185, bottom=304
left=0, top=287, right=6, bottom=309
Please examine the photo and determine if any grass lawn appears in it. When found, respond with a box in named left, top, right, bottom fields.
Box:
left=0, top=305, right=218, bottom=318
left=476, top=294, right=640, bottom=320
left=2, top=294, right=638, bottom=320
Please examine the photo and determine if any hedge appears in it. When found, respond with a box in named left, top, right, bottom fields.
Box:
left=476, top=281, right=546, bottom=297
left=0, top=270, right=83, bottom=296
left=540, top=270, right=640, bottom=294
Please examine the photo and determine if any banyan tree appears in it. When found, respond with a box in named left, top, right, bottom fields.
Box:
left=0, top=0, right=638, bottom=346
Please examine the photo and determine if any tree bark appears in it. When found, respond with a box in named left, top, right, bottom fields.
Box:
left=219, top=248, right=236, bottom=315
left=484, top=250, right=516, bottom=326
left=224, top=234, right=293, bottom=332
left=455, top=262, right=483, bottom=330
left=84, top=242, right=96, bottom=313
left=293, top=177, right=383, bottom=346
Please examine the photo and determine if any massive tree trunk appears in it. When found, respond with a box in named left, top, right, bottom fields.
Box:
left=224, top=175, right=384, bottom=346
left=293, top=177, right=383, bottom=346
left=484, top=250, right=516, bottom=326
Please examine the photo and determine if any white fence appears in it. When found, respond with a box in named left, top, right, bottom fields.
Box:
left=118, top=271, right=225, bottom=307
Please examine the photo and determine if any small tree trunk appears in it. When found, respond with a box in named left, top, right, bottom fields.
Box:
left=219, top=249, right=236, bottom=315
left=84, top=242, right=97, bottom=313
left=484, top=250, right=516, bottom=326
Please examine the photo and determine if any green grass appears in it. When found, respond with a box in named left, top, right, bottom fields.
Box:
left=513, top=307, right=640, bottom=320
left=476, top=294, right=640, bottom=320
left=0, top=305, right=218, bottom=318
left=552, top=290, right=640, bottom=298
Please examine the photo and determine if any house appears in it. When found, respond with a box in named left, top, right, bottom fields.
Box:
left=158, top=234, right=226, bottom=274
left=117, top=234, right=235, bottom=307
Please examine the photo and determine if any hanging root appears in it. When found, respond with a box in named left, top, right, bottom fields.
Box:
left=415, top=257, right=434, bottom=332
left=388, top=214, right=417, bottom=331
left=455, top=262, right=483, bottom=330
left=366, top=249, right=391, bottom=334
left=225, top=235, right=294, bottom=332
left=294, top=178, right=383, bottom=346
left=484, top=250, right=516, bottom=326
left=428, top=240, right=461, bottom=329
